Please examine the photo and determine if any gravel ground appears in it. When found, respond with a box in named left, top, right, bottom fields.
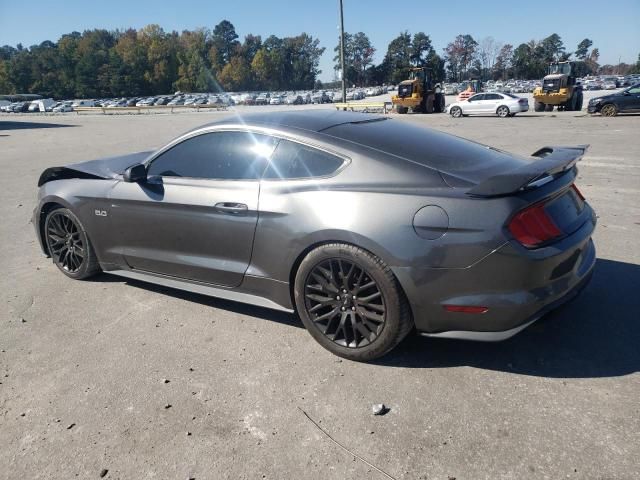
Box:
left=1, top=107, right=639, bottom=480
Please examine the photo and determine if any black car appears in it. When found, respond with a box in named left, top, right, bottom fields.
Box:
left=588, top=83, right=640, bottom=116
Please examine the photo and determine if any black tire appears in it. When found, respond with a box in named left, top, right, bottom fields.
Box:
left=294, top=243, right=413, bottom=362
left=496, top=105, right=510, bottom=118
left=425, top=96, right=435, bottom=114
left=434, top=93, right=445, bottom=113
left=534, top=100, right=545, bottom=112
left=395, top=105, right=408, bottom=114
left=575, top=91, right=583, bottom=111
left=567, top=92, right=577, bottom=111
left=450, top=106, right=463, bottom=118
left=544, top=104, right=554, bottom=112
left=44, top=207, right=100, bottom=280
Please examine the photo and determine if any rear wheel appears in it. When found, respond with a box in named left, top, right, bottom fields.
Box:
left=544, top=104, right=554, bottom=112
left=534, top=101, right=545, bottom=112
left=496, top=105, right=510, bottom=118
left=600, top=103, right=618, bottom=117
left=294, top=243, right=413, bottom=361
left=450, top=106, right=463, bottom=118
left=44, top=208, right=100, bottom=280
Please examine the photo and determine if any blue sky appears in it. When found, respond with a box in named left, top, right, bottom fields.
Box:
left=1, top=0, right=638, bottom=81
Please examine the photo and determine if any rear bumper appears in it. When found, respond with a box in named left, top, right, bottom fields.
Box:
left=392, top=211, right=596, bottom=340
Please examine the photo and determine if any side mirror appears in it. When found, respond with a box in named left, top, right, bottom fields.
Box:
left=123, top=163, right=147, bottom=183
left=622, top=91, right=630, bottom=96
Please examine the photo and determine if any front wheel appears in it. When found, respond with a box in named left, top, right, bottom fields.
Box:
left=544, top=104, right=554, bottom=112
left=395, top=105, right=408, bottom=114
left=450, top=106, right=463, bottom=118
left=496, top=105, right=510, bottom=118
left=600, top=103, right=617, bottom=116
left=294, top=243, right=413, bottom=362
left=44, top=207, right=100, bottom=280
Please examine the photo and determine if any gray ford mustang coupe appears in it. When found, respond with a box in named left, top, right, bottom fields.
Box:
left=33, top=111, right=596, bottom=361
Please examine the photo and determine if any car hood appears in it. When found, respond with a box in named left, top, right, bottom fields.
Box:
left=38, top=150, right=152, bottom=186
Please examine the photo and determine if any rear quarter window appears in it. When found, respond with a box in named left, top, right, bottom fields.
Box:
left=262, top=140, right=344, bottom=179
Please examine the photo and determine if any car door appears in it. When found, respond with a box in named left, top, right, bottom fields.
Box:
left=618, top=86, right=640, bottom=112
left=108, top=130, right=277, bottom=287
left=464, top=94, right=485, bottom=114
left=483, top=93, right=502, bottom=113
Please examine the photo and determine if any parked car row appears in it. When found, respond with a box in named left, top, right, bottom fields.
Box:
left=1, top=99, right=74, bottom=113
left=1, top=85, right=401, bottom=115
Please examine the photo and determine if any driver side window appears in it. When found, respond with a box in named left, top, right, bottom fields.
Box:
left=147, top=131, right=277, bottom=180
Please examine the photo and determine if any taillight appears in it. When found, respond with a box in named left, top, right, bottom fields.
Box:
left=508, top=201, right=562, bottom=248
left=571, top=183, right=585, bottom=201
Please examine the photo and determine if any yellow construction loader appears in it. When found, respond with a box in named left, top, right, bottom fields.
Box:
left=533, top=61, right=584, bottom=112
left=392, top=67, right=445, bottom=114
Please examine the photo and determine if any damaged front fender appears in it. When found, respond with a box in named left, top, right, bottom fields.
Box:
left=37, top=150, right=153, bottom=186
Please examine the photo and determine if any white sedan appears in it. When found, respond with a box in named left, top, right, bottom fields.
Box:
left=447, top=92, right=529, bottom=118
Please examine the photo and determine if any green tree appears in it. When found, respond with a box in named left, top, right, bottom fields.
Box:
left=575, top=38, right=593, bottom=60
left=0, top=60, right=13, bottom=93
left=493, top=43, right=513, bottom=80
left=218, top=55, right=250, bottom=91
left=140, top=25, right=179, bottom=94
left=382, top=32, right=412, bottom=84
left=283, top=33, right=325, bottom=90
left=333, top=32, right=375, bottom=86
left=444, top=34, right=478, bottom=81
left=210, top=20, right=239, bottom=69
left=410, top=32, right=433, bottom=66
left=539, top=33, right=566, bottom=62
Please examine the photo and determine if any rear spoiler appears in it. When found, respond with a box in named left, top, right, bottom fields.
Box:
left=466, top=145, right=589, bottom=197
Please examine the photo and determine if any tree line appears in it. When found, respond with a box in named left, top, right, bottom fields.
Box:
left=0, top=21, right=325, bottom=98
left=339, top=31, right=639, bottom=85
left=1, top=21, right=639, bottom=99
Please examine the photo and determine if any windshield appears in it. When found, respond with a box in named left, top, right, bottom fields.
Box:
left=549, top=63, right=571, bottom=75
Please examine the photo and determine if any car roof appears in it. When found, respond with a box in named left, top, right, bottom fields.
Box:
left=195, top=110, right=388, bottom=135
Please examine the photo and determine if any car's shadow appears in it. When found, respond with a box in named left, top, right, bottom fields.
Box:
left=0, top=121, right=77, bottom=131
left=91, top=258, right=639, bottom=379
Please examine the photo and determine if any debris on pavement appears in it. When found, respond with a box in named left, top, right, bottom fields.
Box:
left=372, top=404, right=390, bottom=416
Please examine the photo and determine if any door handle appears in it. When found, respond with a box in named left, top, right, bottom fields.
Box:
left=214, top=202, right=248, bottom=215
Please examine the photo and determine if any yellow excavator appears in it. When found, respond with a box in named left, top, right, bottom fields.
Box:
left=533, top=61, right=584, bottom=112
left=392, top=67, right=445, bottom=114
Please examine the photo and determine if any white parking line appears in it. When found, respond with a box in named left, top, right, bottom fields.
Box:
left=583, top=160, right=640, bottom=169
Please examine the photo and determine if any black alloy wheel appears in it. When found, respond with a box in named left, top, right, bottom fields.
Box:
left=45, top=208, right=100, bottom=279
left=304, top=258, right=386, bottom=348
left=294, top=243, right=413, bottom=361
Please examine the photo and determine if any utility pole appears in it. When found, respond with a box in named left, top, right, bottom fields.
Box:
left=339, top=0, right=346, bottom=104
